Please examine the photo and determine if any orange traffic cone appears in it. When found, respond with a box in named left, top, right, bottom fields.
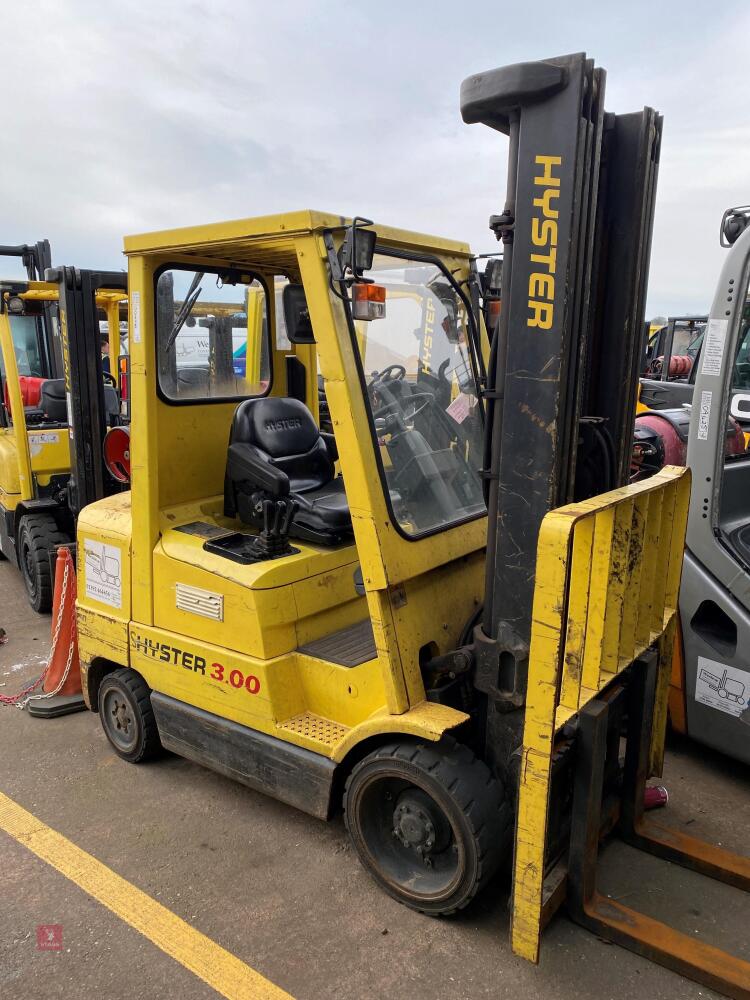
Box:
left=28, top=547, right=86, bottom=718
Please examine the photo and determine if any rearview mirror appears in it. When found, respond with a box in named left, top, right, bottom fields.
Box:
left=481, top=257, right=503, bottom=297
left=282, top=284, right=315, bottom=344
left=340, top=220, right=376, bottom=279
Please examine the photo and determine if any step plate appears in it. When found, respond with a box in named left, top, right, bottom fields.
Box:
left=279, top=712, right=348, bottom=747
left=297, top=619, right=376, bottom=667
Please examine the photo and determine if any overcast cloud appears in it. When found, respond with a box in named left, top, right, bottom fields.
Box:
left=1, top=0, right=747, bottom=316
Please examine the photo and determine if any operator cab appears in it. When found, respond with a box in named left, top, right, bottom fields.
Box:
left=155, top=244, right=486, bottom=567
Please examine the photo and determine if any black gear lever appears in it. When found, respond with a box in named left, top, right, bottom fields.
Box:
left=251, top=497, right=299, bottom=559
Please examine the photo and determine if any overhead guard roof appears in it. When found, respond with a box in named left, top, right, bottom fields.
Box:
left=124, top=209, right=472, bottom=272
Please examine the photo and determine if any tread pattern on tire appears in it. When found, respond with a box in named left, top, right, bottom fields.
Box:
left=100, top=668, right=161, bottom=763
left=344, top=735, right=513, bottom=914
left=18, top=514, right=69, bottom=613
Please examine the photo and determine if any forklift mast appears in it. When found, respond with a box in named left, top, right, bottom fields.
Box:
left=46, top=266, right=128, bottom=515
left=0, top=240, right=60, bottom=379
left=461, top=55, right=661, bottom=740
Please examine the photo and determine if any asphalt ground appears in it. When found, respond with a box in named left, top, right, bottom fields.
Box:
left=1, top=556, right=748, bottom=1000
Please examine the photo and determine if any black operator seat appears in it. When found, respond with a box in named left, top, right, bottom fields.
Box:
left=224, top=397, right=352, bottom=546
left=38, top=378, right=120, bottom=424
left=39, top=378, right=67, bottom=423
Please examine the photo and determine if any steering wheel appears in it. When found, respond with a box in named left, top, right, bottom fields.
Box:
left=103, top=371, right=117, bottom=387
left=371, top=364, right=406, bottom=383
left=373, top=390, right=434, bottom=424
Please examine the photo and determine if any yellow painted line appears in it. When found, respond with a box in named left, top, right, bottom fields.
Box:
left=0, top=791, right=293, bottom=1000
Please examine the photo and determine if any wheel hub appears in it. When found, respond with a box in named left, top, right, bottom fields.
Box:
left=392, top=790, right=449, bottom=858
left=393, top=803, right=434, bottom=851
left=111, top=698, right=132, bottom=735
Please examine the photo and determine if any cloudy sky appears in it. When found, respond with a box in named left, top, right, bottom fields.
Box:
left=1, top=0, right=747, bottom=317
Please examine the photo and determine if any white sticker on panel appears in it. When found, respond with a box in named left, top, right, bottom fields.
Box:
left=84, top=539, right=122, bottom=609
left=695, top=655, right=750, bottom=718
left=132, top=290, right=141, bottom=344
left=700, top=318, right=728, bottom=376
left=29, top=433, right=60, bottom=456
left=697, top=389, right=712, bottom=441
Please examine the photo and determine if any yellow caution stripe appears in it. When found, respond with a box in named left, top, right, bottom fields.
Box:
left=0, top=791, right=293, bottom=1000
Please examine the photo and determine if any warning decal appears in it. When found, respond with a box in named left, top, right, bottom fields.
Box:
left=84, top=539, right=122, bottom=609
left=695, top=655, right=750, bottom=719
left=700, top=318, right=728, bottom=377
left=132, top=290, right=141, bottom=344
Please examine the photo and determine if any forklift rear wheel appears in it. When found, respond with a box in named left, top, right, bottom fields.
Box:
left=17, top=514, right=69, bottom=613
left=99, top=669, right=161, bottom=763
left=343, top=737, right=511, bottom=915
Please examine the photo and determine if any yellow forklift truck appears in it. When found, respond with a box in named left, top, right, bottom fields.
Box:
left=0, top=267, right=128, bottom=610
left=75, top=54, right=749, bottom=995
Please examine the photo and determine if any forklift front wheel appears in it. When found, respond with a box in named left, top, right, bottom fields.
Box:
left=343, top=737, right=511, bottom=915
left=98, top=669, right=162, bottom=764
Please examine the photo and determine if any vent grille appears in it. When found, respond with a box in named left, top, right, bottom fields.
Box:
left=175, top=583, right=224, bottom=621
left=279, top=712, right=347, bottom=746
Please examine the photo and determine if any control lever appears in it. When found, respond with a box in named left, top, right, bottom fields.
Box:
left=251, top=497, right=299, bottom=559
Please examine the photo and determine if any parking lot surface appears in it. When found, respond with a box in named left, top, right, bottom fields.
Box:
left=1, top=559, right=748, bottom=1000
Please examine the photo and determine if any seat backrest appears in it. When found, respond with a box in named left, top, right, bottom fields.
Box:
left=103, top=385, right=120, bottom=418
left=229, top=397, right=333, bottom=494
left=39, top=378, right=67, bottom=423
left=177, top=366, right=210, bottom=394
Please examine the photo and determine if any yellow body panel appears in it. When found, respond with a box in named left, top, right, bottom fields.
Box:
left=510, top=466, right=690, bottom=965
left=0, top=429, right=72, bottom=511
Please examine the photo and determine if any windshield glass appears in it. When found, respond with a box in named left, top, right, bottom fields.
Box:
left=672, top=319, right=706, bottom=358
left=7, top=316, right=45, bottom=376
left=351, top=253, right=485, bottom=536
left=155, top=267, right=271, bottom=401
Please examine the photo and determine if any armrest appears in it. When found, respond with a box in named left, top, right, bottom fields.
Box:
left=321, top=432, right=338, bottom=463
left=227, top=442, right=290, bottom=497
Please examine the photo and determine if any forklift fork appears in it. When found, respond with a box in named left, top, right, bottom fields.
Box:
left=568, top=652, right=750, bottom=999
left=510, top=464, right=750, bottom=997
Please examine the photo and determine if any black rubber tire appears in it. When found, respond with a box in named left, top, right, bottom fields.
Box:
left=17, top=514, right=69, bottom=614
left=343, top=736, right=512, bottom=915
left=98, top=669, right=161, bottom=763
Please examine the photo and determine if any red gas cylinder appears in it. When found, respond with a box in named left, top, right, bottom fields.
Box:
left=3, top=375, right=45, bottom=412
left=667, top=354, right=693, bottom=377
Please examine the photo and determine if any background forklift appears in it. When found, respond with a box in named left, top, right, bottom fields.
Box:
left=0, top=266, right=128, bottom=610
left=632, top=208, right=750, bottom=769
left=640, top=314, right=708, bottom=401
left=74, top=54, right=748, bottom=995
left=638, top=305, right=750, bottom=442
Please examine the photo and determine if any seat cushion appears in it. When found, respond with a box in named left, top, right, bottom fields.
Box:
left=297, top=478, right=351, bottom=529
left=293, top=477, right=352, bottom=543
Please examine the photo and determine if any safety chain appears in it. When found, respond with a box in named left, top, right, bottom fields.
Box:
left=0, top=559, right=75, bottom=710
